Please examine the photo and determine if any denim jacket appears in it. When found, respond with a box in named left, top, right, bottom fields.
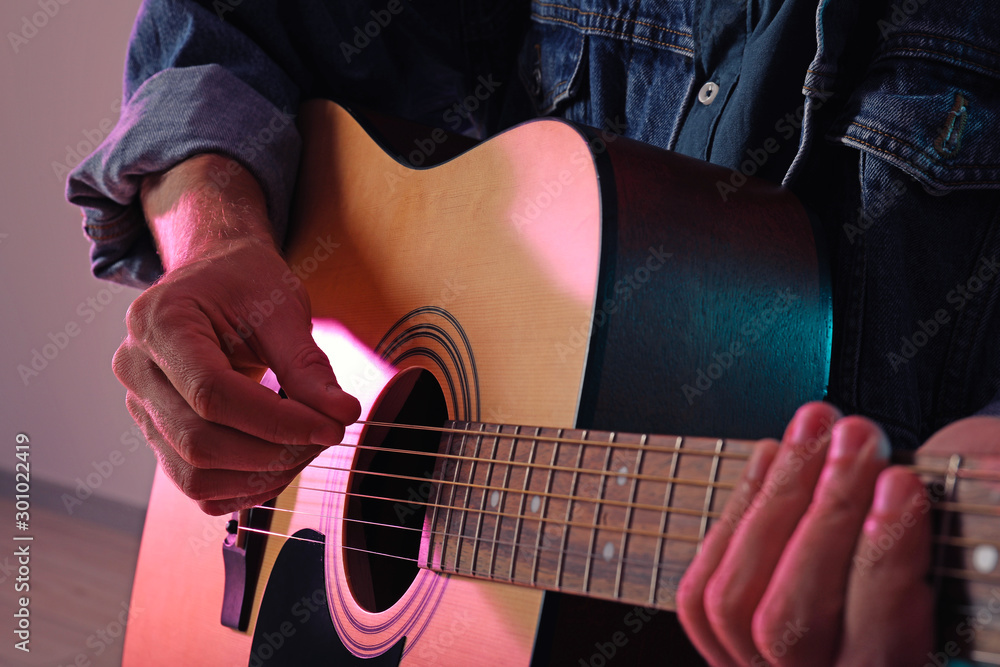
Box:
left=67, top=0, right=1000, bottom=449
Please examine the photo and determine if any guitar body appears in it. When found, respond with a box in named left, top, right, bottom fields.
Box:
left=122, top=101, right=829, bottom=665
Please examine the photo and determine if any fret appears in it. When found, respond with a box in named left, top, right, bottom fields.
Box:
left=615, top=434, right=646, bottom=599
left=473, top=423, right=502, bottom=576
left=583, top=434, right=616, bottom=595
left=556, top=431, right=587, bottom=589
left=509, top=427, right=540, bottom=583
left=425, top=428, right=454, bottom=568
left=698, top=439, right=726, bottom=547
left=441, top=423, right=468, bottom=572
left=531, top=428, right=562, bottom=588
left=650, top=435, right=683, bottom=605
left=489, top=425, right=520, bottom=580
left=933, top=454, right=963, bottom=599
left=459, top=422, right=488, bottom=574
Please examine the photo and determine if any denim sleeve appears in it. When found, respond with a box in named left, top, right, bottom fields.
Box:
left=67, top=0, right=303, bottom=287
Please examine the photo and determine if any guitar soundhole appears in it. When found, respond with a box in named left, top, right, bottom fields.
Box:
left=344, top=368, right=447, bottom=613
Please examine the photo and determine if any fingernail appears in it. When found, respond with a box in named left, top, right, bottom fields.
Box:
left=786, top=403, right=840, bottom=445
left=873, top=471, right=915, bottom=515
left=786, top=405, right=815, bottom=443
left=830, top=421, right=890, bottom=462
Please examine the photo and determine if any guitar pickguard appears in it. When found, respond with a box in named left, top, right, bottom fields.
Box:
left=251, top=528, right=406, bottom=666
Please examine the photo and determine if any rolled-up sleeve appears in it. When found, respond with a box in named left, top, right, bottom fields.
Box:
left=67, top=0, right=302, bottom=287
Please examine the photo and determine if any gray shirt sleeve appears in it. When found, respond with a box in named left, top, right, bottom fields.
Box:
left=66, top=0, right=303, bottom=287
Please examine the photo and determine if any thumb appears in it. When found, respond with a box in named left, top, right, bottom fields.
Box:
left=255, top=316, right=362, bottom=439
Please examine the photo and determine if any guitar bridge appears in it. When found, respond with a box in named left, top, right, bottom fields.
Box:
left=221, top=500, right=274, bottom=630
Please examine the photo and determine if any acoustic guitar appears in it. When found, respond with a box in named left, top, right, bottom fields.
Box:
left=122, top=101, right=1000, bottom=665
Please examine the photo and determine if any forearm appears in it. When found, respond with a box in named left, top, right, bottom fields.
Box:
left=141, top=154, right=278, bottom=272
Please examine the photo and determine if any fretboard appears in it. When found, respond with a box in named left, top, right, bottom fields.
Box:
left=417, top=421, right=755, bottom=610
left=415, top=420, right=1000, bottom=663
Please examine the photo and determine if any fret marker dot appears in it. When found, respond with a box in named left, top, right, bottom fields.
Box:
left=973, top=544, right=999, bottom=574
left=530, top=495, right=541, bottom=513
left=603, top=542, right=615, bottom=561
left=490, top=490, right=500, bottom=508
left=617, top=465, right=628, bottom=486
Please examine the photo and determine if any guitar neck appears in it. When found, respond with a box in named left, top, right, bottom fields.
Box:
left=418, top=421, right=754, bottom=609
left=416, top=421, right=1000, bottom=660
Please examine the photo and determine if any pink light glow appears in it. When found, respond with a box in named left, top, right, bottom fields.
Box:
left=261, top=318, right=394, bottom=435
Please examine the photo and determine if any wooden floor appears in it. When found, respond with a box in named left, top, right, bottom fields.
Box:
left=0, top=498, right=142, bottom=667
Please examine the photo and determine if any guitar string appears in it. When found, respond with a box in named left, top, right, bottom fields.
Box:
left=236, top=522, right=1000, bottom=594
left=277, top=450, right=1000, bottom=523
left=245, top=425, right=1000, bottom=563
left=227, top=419, right=1000, bottom=596
left=258, top=501, right=1000, bottom=587
left=299, top=458, right=1000, bottom=521
left=250, top=506, right=699, bottom=571
left=347, top=419, right=1000, bottom=482
left=351, top=420, right=754, bottom=461
left=301, top=462, right=734, bottom=517
left=247, top=471, right=1000, bottom=584
left=266, top=479, right=1000, bottom=550
left=242, top=522, right=689, bottom=573
left=311, top=440, right=736, bottom=491
left=276, top=481, right=708, bottom=543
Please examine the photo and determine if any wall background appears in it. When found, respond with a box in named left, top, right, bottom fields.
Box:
left=0, top=0, right=155, bottom=516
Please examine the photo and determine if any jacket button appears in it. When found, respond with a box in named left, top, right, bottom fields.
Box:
left=698, top=81, right=719, bottom=105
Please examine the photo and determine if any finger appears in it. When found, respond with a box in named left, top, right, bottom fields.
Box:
left=751, top=417, right=890, bottom=666
left=122, top=355, right=323, bottom=471
left=838, top=468, right=933, bottom=666
left=703, top=402, right=840, bottom=664
left=134, top=305, right=354, bottom=447
left=678, top=439, right=780, bottom=667
left=250, top=315, right=362, bottom=426
left=126, top=391, right=315, bottom=505
left=195, top=467, right=309, bottom=516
